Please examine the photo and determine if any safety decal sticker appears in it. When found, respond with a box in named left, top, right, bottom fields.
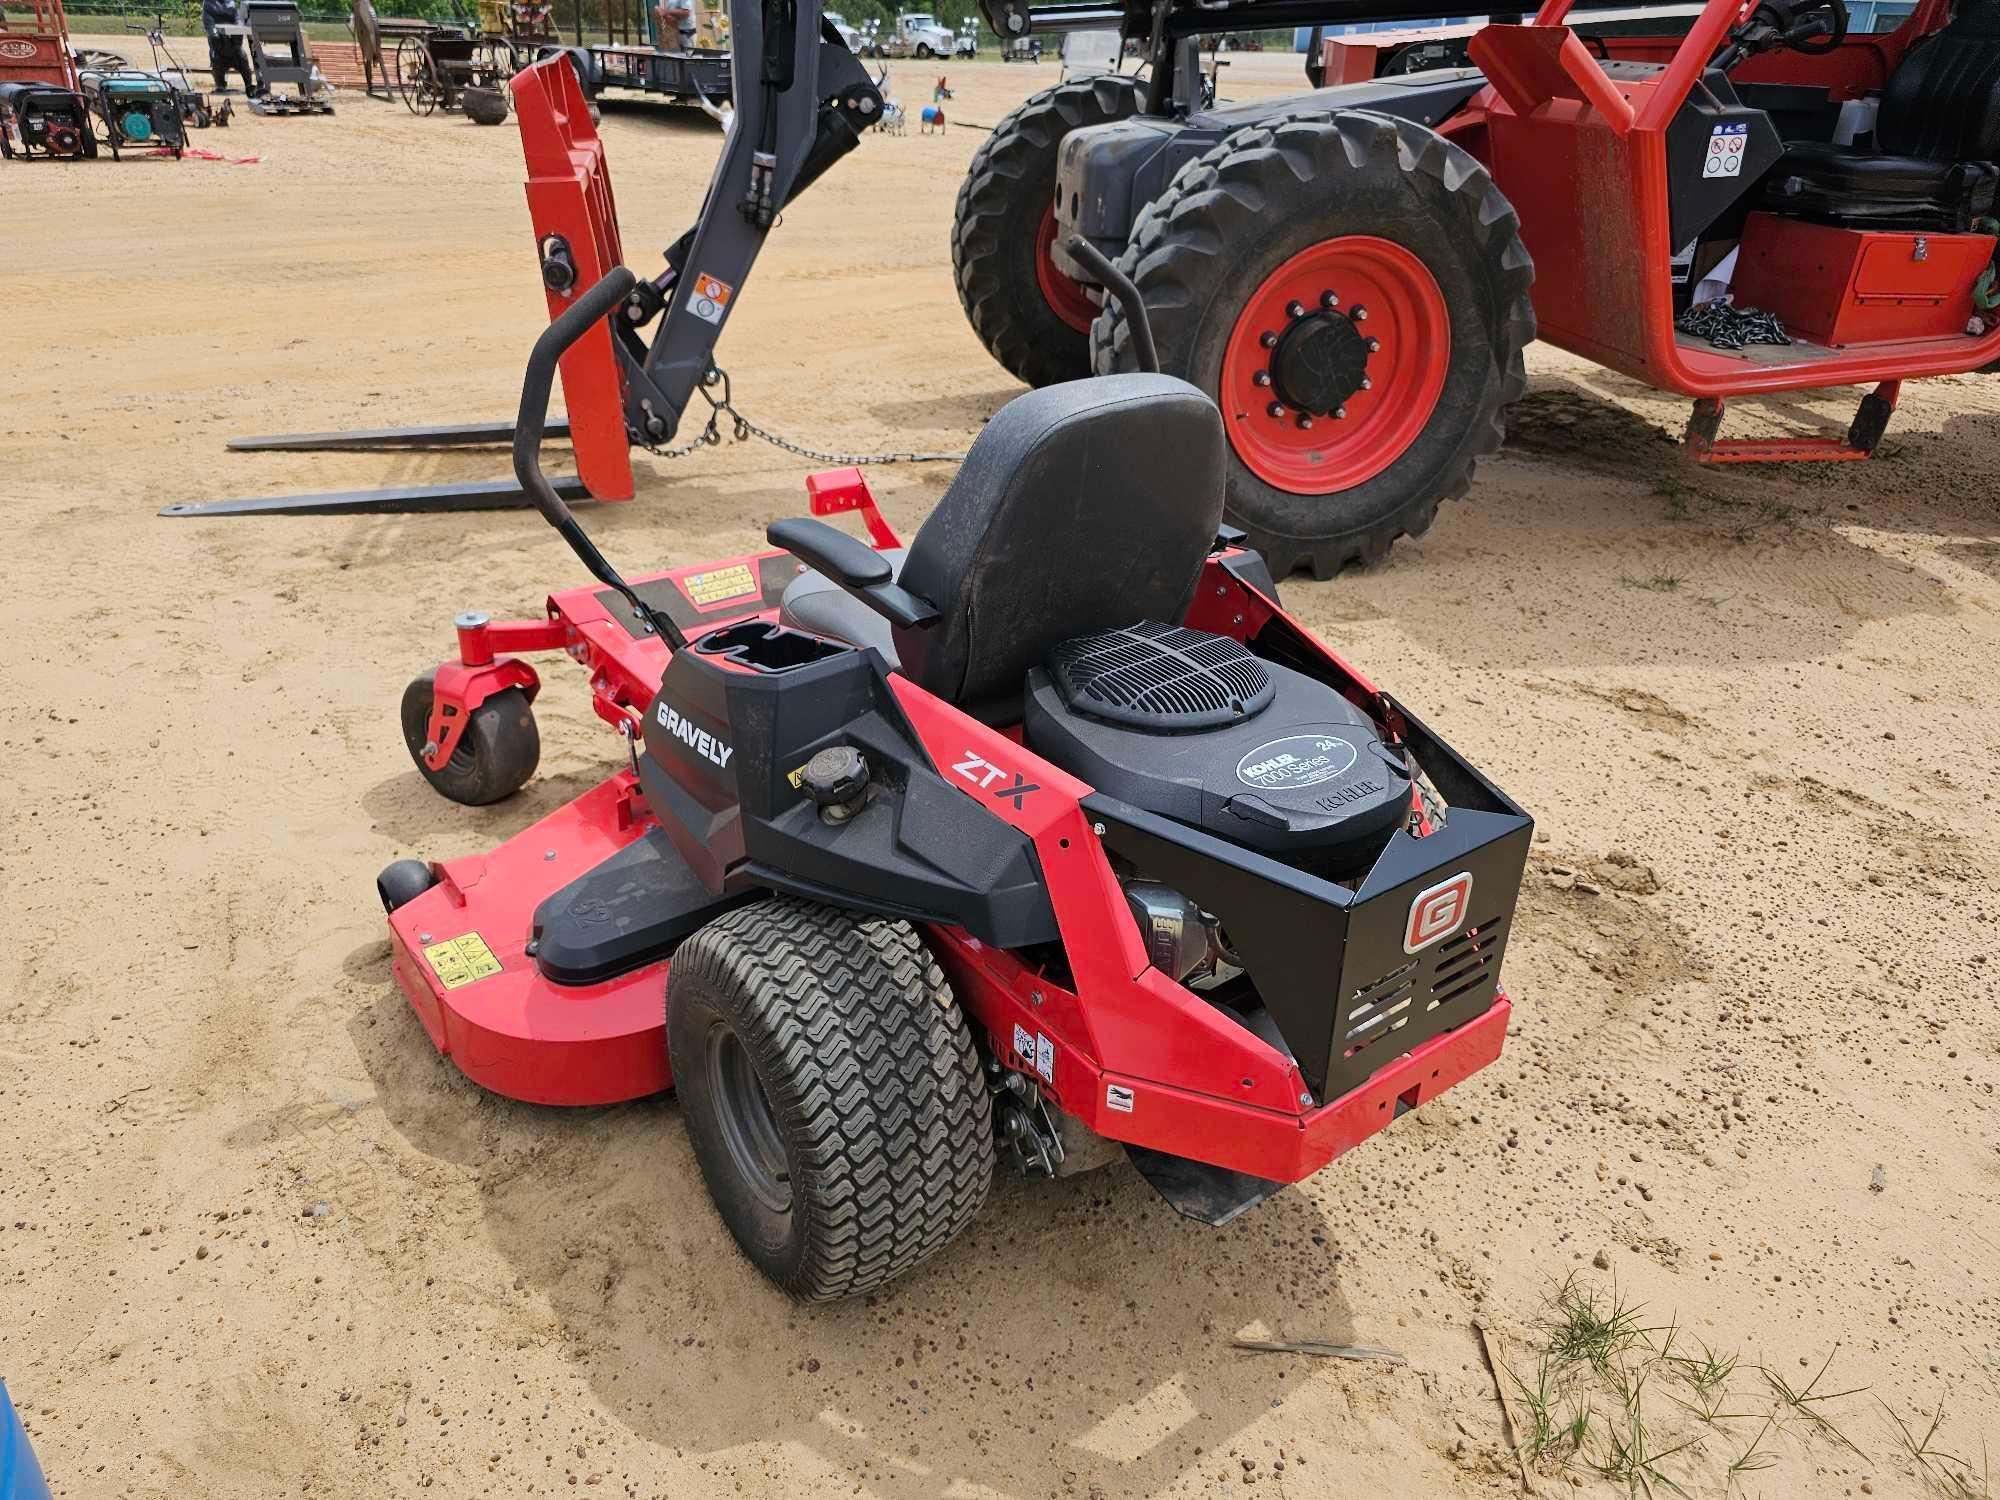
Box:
left=1106, top=1082, right=1135, bottom=1114
left=1034, top=1033, right=1055, bottom=1084
left=681, top=561, right=758, bottom=607
left=424, top=932, right=502, bottom=991
left=1012, top=1022, right=1034, bottom=1063
left=1703, top=121, right=1748, bottom=179
left=690, top=272, right=734, bottom=325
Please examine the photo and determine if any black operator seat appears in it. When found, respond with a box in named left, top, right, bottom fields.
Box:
left=775, top=373, right=1227, bottom=717
left=1764, top=0, right=2000, bottom=228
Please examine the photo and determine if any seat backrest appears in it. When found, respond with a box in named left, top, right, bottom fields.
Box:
left=890, top=374, right=1226, bottom=712
left=1879, top=0, right=2000, bottom=160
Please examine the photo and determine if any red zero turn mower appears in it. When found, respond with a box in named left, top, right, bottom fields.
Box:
left=380, top=255, right=1534, bottom=1300
left=964, top=0, right=2000, bottom=576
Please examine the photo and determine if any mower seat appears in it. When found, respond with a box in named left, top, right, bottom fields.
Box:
left=777, top=373, right=1226, bottom=715
left=1762, top=0, right=2000, bottom=230
left=779, top=548, right=909, bottom=665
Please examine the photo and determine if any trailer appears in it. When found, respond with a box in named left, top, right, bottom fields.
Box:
left=535, top=0, right=731, bottom=110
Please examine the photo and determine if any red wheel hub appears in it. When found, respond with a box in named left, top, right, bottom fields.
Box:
left=1220, top=236, right=1450, bottom=494
left=1035, top=200, right=1098, bottom=335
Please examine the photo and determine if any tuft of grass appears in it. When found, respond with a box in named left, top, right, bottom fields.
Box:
left=1759, top=1349, right=1868, bottom=1458
left=1621, top=572, right=1687, bottom=593
left=1883, top=1397, right=1994, bottom=1499
left=1665, top=1339, right=1742, bottom=1427
left=1545, top=1274, right=1656, bottom=1375
left=1499, top=1278, right=1994, bottom=1497
left=1653, top=477, right=1695, bottom=521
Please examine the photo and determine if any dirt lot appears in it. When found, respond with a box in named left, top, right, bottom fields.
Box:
left=3, top=49, right=1998, bottom=1500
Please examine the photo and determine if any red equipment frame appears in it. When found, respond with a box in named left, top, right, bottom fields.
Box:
left=1439, top=0, right=2000, bottom=461
left=0, top=0, right=80, bottom=92
left=514, top=57, right=636, bottom=502
left=387, top=469, right=1514, bottom=1182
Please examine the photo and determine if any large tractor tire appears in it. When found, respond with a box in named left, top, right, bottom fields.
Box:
left=1093, top=111, right=1536, bottom=578
left=666, top=898, right=993, bottom=1301
left=952, top=73, right=1146, bottom=389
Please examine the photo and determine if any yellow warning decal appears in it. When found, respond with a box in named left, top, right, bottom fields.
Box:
left=785, top=761, right=810, bottom=790
left=682, top=562, right=759, bottom=608
left=424, top=932, right=503, bottom=991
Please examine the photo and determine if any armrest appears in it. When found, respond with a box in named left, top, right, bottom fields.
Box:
left=767, top=517, right=942, bottom=631
left=769, top=515, right=892, bottom=585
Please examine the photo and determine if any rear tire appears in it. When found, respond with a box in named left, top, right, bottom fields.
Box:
left=952, top=73, right=1145, bottom=388
left=1093, top=111, right=1535, bottom=578
left=667, top=898, right=993, bottom=1300
left=399, top=672, right=539, bottom=806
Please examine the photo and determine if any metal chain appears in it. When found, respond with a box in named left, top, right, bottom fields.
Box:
left=638, top=365, right=966, bottom=466
left=1675, top=297, right=1792, bottom=351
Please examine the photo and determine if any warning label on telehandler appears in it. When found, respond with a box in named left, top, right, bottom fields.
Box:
left=690, top=273, right=734, bottom=325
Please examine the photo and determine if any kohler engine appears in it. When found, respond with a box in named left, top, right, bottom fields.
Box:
left=1025, top=622, right=1417, bottom=979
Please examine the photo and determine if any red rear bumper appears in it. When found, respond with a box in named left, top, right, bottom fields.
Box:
left=1089, top=995, right=1509, bottom=1183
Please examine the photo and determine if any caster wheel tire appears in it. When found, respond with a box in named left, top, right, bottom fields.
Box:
left=1092, top=110, right=1535, bottom=578
left=667, top=898, right=993, bottom=1301
left=399, top=671, right=539, bottom=806
left=951, top=73, right=1146, bottom=388
left=376, top=858, right=439, bottom=913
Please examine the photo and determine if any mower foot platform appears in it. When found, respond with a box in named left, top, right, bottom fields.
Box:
left=532, top=827, right=748, bottom=986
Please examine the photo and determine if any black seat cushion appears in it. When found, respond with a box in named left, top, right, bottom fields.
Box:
left=888, top=374, right=1226, bottom=712
left=778, top=548, right=909, bottom=664
left=1763, top=140, right=1999, bottom=227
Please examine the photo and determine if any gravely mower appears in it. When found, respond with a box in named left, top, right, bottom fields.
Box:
left=959, top=0, right=2000, bottom=575
left=374, top=26, right=1532, bottom=1299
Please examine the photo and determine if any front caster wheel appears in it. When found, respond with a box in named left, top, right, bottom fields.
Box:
left=667, top=898, right=993, bottom=1301
left=376, top=859, right=439, bottom=912
left=399, top=671, right=539, bottom=806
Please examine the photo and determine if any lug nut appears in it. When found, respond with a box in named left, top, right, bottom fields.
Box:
left=1360, top=377, right=1372, bottom=391
left=1334, top=405, right=1348, bottom=419
left=1266, top=402, right=1286, bottom=418
left=1285, top=300, right=1305, bottom=319
left=1260, top=331, right=1278, bottom=349
left=1296, top=414, right=1314, bottom=430
left=1366, top=336, right=1380, bottom=352
left=1351, top=305, right=1368, bottom=321
left=1320, top=289, right=1339, bottom=308
left=1253, top=370, right=1271, bottom=387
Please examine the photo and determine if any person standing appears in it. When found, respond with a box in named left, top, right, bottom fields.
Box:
left=204, top=0, right=256, bottom=94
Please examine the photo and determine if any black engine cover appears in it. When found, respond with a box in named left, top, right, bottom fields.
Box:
left=1025, top=633, right=1412, bottom=874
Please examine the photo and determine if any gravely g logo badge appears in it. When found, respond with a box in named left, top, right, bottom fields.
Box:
left=0, top=40, right=40, bottom=58
left=1405, top=872, right=1473, bottom=954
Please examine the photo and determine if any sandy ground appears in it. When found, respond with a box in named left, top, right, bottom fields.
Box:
left=3, top=48, right=1998, bottom=1500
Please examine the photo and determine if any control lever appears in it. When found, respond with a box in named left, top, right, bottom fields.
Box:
left=513, top=265, right=687, bottom=649
left=1065, top=235, right=1160, bottom=374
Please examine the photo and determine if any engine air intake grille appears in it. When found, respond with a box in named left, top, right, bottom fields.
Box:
left=1048, top=622, right=1274, bottom=732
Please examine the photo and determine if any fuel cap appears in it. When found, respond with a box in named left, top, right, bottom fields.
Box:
left=800, top=745, right=869, bottom=808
